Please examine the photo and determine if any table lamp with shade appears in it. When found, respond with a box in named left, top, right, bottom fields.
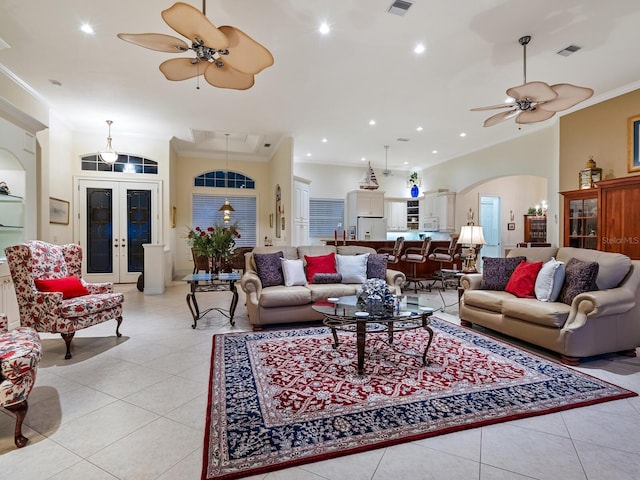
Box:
left=458, top=225, right=486, bottom=273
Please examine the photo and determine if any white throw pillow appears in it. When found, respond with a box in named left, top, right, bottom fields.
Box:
left=336, top=253, right=369, bottom=284
left=281, top=258, right=307, bottom=286
left=534, top=257, right=566, bottom=302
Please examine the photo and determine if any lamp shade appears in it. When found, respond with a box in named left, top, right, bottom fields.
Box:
left=458, top=225, right=486, bottom=246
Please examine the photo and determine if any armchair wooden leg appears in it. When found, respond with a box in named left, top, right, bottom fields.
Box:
left=5, top=400, right=29, bottom=448
left=61, top=332, right=75, bottom=359
left=116, top=316, right=123, bottom=337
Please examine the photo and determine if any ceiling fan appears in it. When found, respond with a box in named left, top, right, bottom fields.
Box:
left=118, top=1, right=274, bottom=90
left=382, top=145, right=393, bottom=176
left=471, top=35, right=594, bottom=127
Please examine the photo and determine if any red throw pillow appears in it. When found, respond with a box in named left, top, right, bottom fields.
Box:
left=34, top=276, right=90, bottom=299
left=505, top=261, right=544, bottom=298
left=304, top=252, right=337, bottom=284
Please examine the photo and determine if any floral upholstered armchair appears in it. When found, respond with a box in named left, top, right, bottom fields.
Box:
left=4, top=241, right=124, bottom=359
left=0, top=314, right=42, bottom=447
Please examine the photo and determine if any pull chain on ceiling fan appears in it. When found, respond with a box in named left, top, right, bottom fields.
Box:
left=471, top=35, right=594, bottom=127
left=118, top=1, right=274, bottom=90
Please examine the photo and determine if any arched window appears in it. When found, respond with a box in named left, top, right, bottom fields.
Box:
left=194, top=170, right=255, bottom=189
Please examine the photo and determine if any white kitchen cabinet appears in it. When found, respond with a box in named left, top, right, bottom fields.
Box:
left=421, top=190, right=456, bottom=232
left=385, top=200, right=407, bottom=231
left=346, top=190, right=385, bottom=228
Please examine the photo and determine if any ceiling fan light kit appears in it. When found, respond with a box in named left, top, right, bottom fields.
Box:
left=98, top=120, right=118, bottom=165
left=472, top=35, right=594, bottom=127
left=118, top=1, right=274, bottom=91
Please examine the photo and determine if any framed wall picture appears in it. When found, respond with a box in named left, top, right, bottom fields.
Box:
left=49, top=197, right=70, bottom=225
left=628, top=114, right=640, bottom=172
left=507, top=222, right=516, bottom=231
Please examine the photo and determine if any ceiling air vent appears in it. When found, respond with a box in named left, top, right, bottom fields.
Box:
left=557, top=44, right=581, bottom=57
left=387, top=0, right=415, bottom=16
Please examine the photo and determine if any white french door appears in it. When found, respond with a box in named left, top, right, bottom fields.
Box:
left=479, top=195, right=501, bottom=269
left=76, top=179, right=160, bottom=283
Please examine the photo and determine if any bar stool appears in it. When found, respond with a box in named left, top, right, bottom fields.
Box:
left=400, top=237, right=431, bottom=292
left=377, top=236, right=404, bottom=265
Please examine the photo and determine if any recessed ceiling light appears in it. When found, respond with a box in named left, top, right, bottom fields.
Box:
left=432, top=150, right=438, bottom=154
left=416, top=126, right=423, bottom=132
left=306, top=153, right=312, bottom=157
left=361, top=157, right=366, bottom=162
left=369, top=119, right=376, bottom=126
left=321, top=138, right=328, bottom=143
left=414, top=43, right=426, bottom=54
left=403, top=161, right=409, bottom=165
left=80, top=23, right=95, bottom=35
left=459, top=132, right=466, bottom=137
left=319, top=22, right=330, bottom=35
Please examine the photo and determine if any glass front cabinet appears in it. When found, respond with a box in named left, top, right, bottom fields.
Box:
left=561, top=189, right=598, bottom=250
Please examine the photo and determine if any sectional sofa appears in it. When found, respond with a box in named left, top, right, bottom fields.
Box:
left=460, top=246, right=640, bottom=364
left=240, top=245, right=405, bottom=327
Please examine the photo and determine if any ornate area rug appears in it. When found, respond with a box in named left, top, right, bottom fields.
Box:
left=202, top=319, right=636, bottom=480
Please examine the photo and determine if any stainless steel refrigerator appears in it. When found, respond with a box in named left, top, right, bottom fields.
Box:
left=356, top=217, right=387, bottom=240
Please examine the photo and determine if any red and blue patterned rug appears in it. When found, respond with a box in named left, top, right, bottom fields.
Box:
left=202, top=319, right=636, bottom=480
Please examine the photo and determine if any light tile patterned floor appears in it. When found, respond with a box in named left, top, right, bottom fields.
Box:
left=2, top=282, right=640, bottom=479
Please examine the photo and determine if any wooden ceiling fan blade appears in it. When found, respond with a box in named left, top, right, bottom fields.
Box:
left=218, top=26, right=274, bottom=74
left=483, top=109, right=520, bottom=127
left=507, top=81, right=557, bottom=103
left=204, top=63, right=255, bottom=90
left=471, top=103, right=515, bottom=111
left=540, top=84, right=595, bottom=112
left=516, top=109, right=556, bottom=124
left=162, top=2, right=228, bottom=49
left=117, top=33, right=188, bottom=53
left=159, top=57, right=206, bottom=81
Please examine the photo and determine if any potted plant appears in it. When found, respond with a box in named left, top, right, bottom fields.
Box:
left=187, top=223, right=241, bottom=272
left=408, top=172, right=421, bottom=198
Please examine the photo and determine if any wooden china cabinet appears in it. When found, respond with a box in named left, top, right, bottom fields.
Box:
left=561, top=189, right=598, bottom=250
left=561, top=175, right=640, bottom=259
left=523, top=215, right=547, bottom=243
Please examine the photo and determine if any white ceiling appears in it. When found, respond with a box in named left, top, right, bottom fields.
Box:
left=1, top=0, right=640, bottom=172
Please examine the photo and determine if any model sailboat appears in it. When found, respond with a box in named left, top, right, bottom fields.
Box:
left=359, top=162, right=379, bottom=190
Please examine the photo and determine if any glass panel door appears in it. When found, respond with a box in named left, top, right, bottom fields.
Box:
left=78, top=179, right=159, bottom=283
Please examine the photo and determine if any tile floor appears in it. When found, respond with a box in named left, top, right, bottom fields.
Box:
left=2, top=282, right=640, bottom=479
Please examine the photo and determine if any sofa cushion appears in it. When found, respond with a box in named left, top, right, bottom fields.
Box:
left=559, top=258, right=599, bottom=305
left=307, top=283, right=360, bottom=302
left=505, top=261, right=543, bottom=298
left=556, top=247, right=631, bottom=290
left=367, top=253, right=388, bottom=280
left=313, top=273, right=343, bottom=284
left=298, top=245, right=337, bottom=261
left=336, top=253, right=369, bottom=284
left=501, top=298, right=571, bottom=328
left=507, top=247, right=558, bottom=264
left=480, top=256, right=526, bottom=290
left=34, top=276, right=90, bottom=299
left=337, top=245, right=376, bottom=255
left=254, top=251, right=285, bottom=287
left=463, top=290, right=515, bottom=313
left=304, top=252, right=337, bottom=284
left=248, top=246, right=299, bottom=271
left=259, top=285, right=311, bottom=307
left=534, top=258, right=566, bottom=302
left=281, top=258, right=307, bottom=286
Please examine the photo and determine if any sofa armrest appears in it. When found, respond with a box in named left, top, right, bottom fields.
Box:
left=240, top=271, right=262, bottom=304
left=386, top=269, right=406, bottom=294
left=0, top=314, right=7, bottom=333
left=83, top=281, right=114, bottom=294
left=572, top=288, right=636, bottom=318
left=460, top=273, right=483, bottom=291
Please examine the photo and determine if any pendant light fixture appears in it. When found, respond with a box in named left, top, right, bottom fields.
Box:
left=218, top=133, right=235, bottom=223
left=98, top=120, right=118, bottom=165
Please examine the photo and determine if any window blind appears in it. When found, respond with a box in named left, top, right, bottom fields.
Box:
left=192, top=194, right=256, bottom=247
left=309, top=199, right=344, bottom=237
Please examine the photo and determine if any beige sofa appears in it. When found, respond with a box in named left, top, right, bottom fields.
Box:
left=460, top=247, right=640, bottom=364
left=240, top=245, right=406, bottom=327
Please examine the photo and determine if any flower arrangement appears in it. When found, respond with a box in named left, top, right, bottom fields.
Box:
left=408, top=172, right=420, bottom=186
left=357, top=278, right=396, bottom=315
left=186, top=223, right=241, bottom=258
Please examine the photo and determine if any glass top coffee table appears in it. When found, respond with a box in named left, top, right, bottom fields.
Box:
left=182, top=272, right=241, bottom=328
left=312, top=295, right=436, bottom=375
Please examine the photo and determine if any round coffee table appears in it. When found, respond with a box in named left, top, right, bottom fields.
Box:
left=312, top=295, right=435, bottom=375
